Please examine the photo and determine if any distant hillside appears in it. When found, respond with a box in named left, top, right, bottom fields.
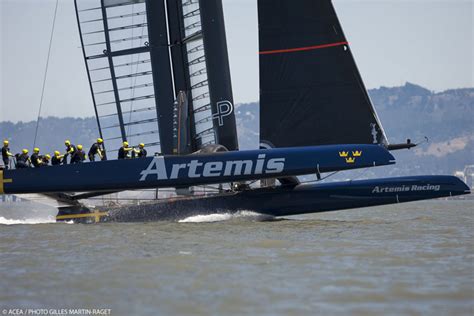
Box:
left=1, top=83, right=473, bottom=175
left=369, top=83, right=474, bottom=176
left=371, top=83, right=474, bottom=143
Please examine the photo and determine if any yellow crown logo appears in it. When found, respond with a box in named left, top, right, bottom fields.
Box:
left=352, top=150, right=362, bottom=157
left=339, top=151, right=349, bottom=157
left=345, top=157, right=356, bottom=164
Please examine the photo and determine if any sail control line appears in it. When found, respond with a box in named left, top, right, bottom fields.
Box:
left=33, top=0, right=59, bottom=148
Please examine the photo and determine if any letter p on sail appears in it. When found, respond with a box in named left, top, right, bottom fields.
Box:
left=213, top=100, right=234, bottom=126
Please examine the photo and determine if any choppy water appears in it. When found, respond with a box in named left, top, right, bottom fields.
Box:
left=0, top=200, right=473, bottom=315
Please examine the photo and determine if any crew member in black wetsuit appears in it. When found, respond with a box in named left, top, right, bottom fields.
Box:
left=16, top=149, right=30, bottom=169
left=71, top=145, right=86, bottom=164
left=64, top=140, right=76, bottom=164
left=30, top=148, right=43, bottom=168
left=2, top=140, right=13, bottom=169
left=88, top=138, right=105, bottom=162
left=52, top=151, right=64, bottom=166
left=133, top=143, right=147, bottom=158
left=118, top=141, right=133, bottom=159
left=42, top=154, right=51, bottom=166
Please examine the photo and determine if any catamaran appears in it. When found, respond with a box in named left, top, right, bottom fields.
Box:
left=0, top=0, right=470, bottom=223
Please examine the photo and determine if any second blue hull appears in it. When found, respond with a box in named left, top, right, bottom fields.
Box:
left=57, top=175, right=471, bottom=223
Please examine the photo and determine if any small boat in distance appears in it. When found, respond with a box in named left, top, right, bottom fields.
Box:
left=0, top=0, right=470, bottom=223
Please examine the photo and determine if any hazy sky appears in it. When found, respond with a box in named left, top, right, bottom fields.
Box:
left=1, top=0, right=473, bottom=122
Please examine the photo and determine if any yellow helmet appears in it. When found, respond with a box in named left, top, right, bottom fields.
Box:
left=65, top=140, right=71, bottom=146
left=123, top=141, right=129, bottom=147
left=77, top=144, right=83, bottom=150
left=33, top=148, right=40, bottom=153
left=3, top=140, right=8, bottom=146
left=139, top=143, right=145, bottom=148
left=97, top=138, right=103, bottom=144
left=45, top=154, right=51, bottom=160
left=54, top=151, right=61, bottom=156
left=22, top=149, right=29, bottom=154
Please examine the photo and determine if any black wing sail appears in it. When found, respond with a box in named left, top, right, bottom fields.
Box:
left=75, top=0, right=174, bottom=155
left=76, top=0, right=239, bottom=156
left=258, top=0, right=388, bottom=148
left=167, top=0, right=239, bottom=151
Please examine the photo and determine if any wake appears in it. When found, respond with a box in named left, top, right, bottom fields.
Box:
left=179, top=211, right=274, bottom=223
left=0, top=216, right=56, bottom=225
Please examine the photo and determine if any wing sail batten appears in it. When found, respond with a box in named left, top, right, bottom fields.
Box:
left=76, top=0, right=239, bottom=156
left=75, top=0, right=168, bottom=156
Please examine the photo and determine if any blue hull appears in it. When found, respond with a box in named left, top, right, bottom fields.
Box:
left=57, top=175, right=470, bottom=223
left=1, top=145, right=394, bottom=194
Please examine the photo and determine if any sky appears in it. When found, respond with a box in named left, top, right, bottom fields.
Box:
left=0, top=0, right=473, bottom=122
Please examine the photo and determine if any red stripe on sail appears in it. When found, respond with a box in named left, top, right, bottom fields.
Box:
left=259, top=41, right=349, bottom=55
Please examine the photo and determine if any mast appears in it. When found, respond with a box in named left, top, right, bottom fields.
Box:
left=145, top=0, right=175, bottom=155
left=199, top=0, right=239, bottom=151
left=166, top=0, right=198, bottom=151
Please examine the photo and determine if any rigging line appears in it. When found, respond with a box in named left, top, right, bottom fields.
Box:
left=349, top=168, right=370, bottom=183
left=33, top=0, right=59, bottom=148
left=279, top=171, right=341, bottom=188
left=128, top=2, right=135, bottom=135
left=127, top=12, right=148, bottom=136
left=416, top=136, right=429, bottom=146
left=315, top=171, right=340, bottom=182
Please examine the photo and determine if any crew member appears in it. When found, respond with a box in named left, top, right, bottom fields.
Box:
left=42, top=154, right=51, bottom=166
left=2, top=140, right=13, bottom=170
left=88, top=138, right=105, bottom=162
left=52, top=151, right=64, bottom=166
left=71, top=144, right=86, bottom=164
left=133, top=143, right=147, bottom=158
left=64, top=140, right=76, bottom=164
left=16, top=149, right=30, bottom=169
left=31, top=148, right=43, bottom=168
left=118, top=141, right=133, bottom=159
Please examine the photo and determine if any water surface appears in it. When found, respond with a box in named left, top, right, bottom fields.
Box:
left=0, top=200, right=473, bottom=315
